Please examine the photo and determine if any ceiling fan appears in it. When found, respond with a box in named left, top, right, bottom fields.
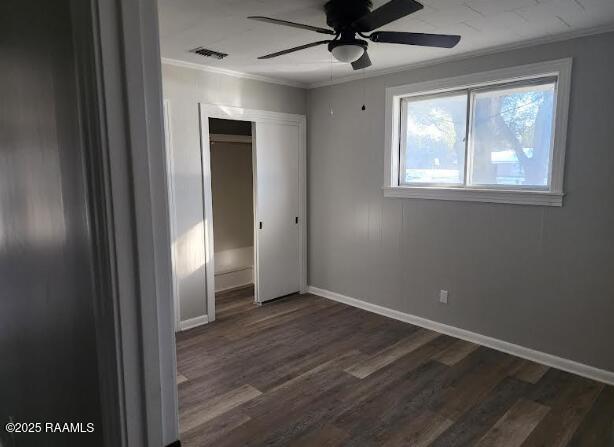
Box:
left=248, top=0, right=461, bottom=70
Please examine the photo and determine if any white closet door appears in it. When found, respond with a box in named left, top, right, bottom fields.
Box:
left=254, top=121, right=300, bottom=303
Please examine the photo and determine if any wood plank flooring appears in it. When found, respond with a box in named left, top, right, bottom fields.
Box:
left=176, top=287, right=614, bottom=446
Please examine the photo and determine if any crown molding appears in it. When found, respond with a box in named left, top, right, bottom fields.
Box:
left=160, top=57, right=307, bottom=88
left=308, top=24, right=614, bottom=89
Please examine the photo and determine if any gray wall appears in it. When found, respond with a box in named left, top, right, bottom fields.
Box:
left=162, top=63, right=306, bottom=322
left=307, top=31, right=614, bottom=372
left=211, top=140, right=254, bottom=254
left=0, top=1, right=102, bottom=445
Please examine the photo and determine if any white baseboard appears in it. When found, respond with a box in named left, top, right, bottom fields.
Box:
left=307, top=285, right=614, bottom=386
left=179, top=314, right=209, bottom=331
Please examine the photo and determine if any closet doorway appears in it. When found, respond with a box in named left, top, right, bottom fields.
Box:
left=209, top=119, right=255, bottom=297
left=200, top=104, right=307, bottom=321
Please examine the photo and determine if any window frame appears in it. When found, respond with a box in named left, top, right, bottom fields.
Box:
left=384, top=58, right=572, bottom=206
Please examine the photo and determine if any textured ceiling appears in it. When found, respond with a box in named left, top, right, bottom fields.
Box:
left=158, top=0, right=614, bottom=86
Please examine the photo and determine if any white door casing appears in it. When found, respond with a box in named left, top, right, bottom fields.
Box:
left=198, top=104, right=307, bottom=316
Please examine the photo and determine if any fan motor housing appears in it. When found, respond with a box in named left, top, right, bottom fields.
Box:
left=325, top=0, right=372, bottom=30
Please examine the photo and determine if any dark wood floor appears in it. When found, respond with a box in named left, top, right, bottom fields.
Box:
left=176, top=286, right=614, bottom=446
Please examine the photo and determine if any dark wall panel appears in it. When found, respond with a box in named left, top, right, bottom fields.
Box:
left=0, top=1, right=103, bottom=445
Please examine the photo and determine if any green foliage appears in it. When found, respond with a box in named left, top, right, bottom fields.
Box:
left=500, top=91, right=546, bottom=147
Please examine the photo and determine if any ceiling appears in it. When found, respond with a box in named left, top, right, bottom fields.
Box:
left=158, top=0, right=614, bottom=86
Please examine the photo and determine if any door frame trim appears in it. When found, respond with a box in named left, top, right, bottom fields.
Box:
left=198, top=103, right=307, bottom=317
left=73, top=0, right=179, bottom=444
left=163, top=100, right=182, bottom=332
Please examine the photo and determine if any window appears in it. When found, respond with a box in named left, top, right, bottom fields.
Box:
left=385, top=59, right=572, bottom=206
left=401, top=93, right=467, bottom=185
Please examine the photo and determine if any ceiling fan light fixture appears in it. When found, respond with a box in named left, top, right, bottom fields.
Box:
left=250, top=0, right=461, bottom=70
left=331, top=44, right=365, bottom=63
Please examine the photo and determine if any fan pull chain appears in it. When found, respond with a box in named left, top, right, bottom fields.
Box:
left=329, top=53, right=334, bottom=116
left=361, top=64, right=367, bottom=111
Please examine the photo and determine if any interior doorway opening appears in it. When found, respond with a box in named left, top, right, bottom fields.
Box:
left=199, top=104, right=307, bottom=323
left=208, top=118, right=256, bottom=300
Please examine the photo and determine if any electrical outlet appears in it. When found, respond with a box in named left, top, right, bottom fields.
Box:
left=439, top=289, right=449, bottom=304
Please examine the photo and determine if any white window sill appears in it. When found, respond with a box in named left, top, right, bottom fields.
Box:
left=383, top=186, right=564, bottom=206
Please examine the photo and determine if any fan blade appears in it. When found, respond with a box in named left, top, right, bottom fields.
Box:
left=352, top=51, right=372, bottom=70
left=370, top=31, right=461, bottom=48
left=352, top=0, right=423, bottom=32
left=248, top=16, right=335, bottom=35
left=258, top=40, right=331, bottom=59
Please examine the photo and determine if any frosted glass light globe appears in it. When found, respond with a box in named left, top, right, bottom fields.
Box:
left=331, top=44, right=364, bottom=63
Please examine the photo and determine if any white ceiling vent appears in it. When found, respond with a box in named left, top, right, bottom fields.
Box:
left=189, top=47, right=228, bottom=60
